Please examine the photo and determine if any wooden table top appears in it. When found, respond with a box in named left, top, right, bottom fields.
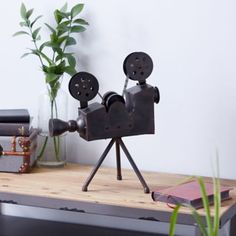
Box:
left=0, top=163, right=235, bottom=220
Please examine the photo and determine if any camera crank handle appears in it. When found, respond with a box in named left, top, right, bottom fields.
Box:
left=154, top=87, right=160, bottom=104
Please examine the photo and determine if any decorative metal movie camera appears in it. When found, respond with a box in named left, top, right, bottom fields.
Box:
left=49, top=52, right=160, bottom=193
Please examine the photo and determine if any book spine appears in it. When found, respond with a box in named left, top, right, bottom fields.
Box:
left=0, top=123, right=30, bottom=136
left=0, top=109, right=30, bottom=123
left=0, top=117, right=30, bottom=123
left=152, top=192, right=192, bottom=206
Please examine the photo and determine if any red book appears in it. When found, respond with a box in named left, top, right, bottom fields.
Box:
left=151, top=180, right=233, bottom=209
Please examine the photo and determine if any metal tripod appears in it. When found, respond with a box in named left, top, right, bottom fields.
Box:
left=82, top=137, right=150, bottom=193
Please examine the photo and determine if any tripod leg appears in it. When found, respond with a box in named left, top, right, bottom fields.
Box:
left=115, top=140, right=122, bottom=180
left=118, top=138, right=150, bottom=193
left=82, top=138, right=115, bottom=192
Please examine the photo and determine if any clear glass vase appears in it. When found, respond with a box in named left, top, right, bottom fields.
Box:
left=36, top=84, right=68, bottom=167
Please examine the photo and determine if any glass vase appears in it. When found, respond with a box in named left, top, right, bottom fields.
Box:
left=36, top=84, right=68, bottom=167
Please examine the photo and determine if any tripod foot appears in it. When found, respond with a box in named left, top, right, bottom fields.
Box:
left=117, top=175, right=122, bottom=180
left=144, top=187, right=150, bottom=194
left=82, top=185, right=88, bottom=192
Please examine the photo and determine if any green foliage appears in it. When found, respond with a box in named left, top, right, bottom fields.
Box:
left=169, top=169, right=221, bottom=236
left=13, top=2, right=88, bottom=101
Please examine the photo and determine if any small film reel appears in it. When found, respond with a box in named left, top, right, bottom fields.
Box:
left=69, top=72, right=99, bottom=108
left=123, top=52, right=153, bottom=83
left=102, top=91, right=125, bottom=111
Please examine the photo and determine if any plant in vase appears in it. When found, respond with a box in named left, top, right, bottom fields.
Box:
left=13, top=2, right=88, bottom=166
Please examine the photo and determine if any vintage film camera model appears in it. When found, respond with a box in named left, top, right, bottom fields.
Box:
left=49, top=52, right=160, bottom=193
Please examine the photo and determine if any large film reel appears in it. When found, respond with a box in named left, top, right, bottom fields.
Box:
left=69, top=72, right=99, bottom=108
left=123, top=52, right=153, bottom=83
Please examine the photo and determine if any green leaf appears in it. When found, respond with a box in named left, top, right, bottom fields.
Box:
left=45, top=73, right=59, bottom=83
left=50, top=32, right=58, bottom=43
left=37, top=50, right=54, bottom=65
left=26, top=8, right=34, bottom=19
left=71, top=25, right=86, bottom=33
left=54, top=9, right=63, bottom=24
left=21, top=52, right=32, bottom=58
left=44, top=61, right=65, bottom=76
left=45, top=23, right=56, bottom=34
left=54, top=47, right=63, bottom=56
left=57, top=23, right=70, bottom=33
left=57, top=20, right=71, bottom=36
left=65, top=37, right=76, bottom=46
left=58, top=11, right=70, bottom=18
left=13, top=31, right=29, bottom=36
left=197, top=177, right=213, bottom=235
left=42, top=65, right=50, bottom=73
left=32, top=27, right=41, bottom=40
left=55, top=52, right=73, bottom=61
left=71, top=4, right=84, bottom=18
left=60, top=2, right=68, bottom=12
left=30, top=15, right=43, bottom=27
left=39, top=41, right=51, bottom=51
left=66, top=54, right=76, bottom=67
left=54, top=10, right=70, bottom=23
left=57, top=36, right=67, bottom=45
left=20, top=3, right=27, bottom=20
left=57, top=20, right=71, bottom=29
left=19, top=21, right=28, bottom=27
left=169, top=205, right=181, bottom=236
left=55, top=60, right=66, bottom=74
left=64, top=66, right=77, bottom=76
left=30, top=49, right=40, bottom=57
left=73, top=18, right=89, bottom=25
left=36, top=35, right=41, bottom=41
left=55, top=55, right=62, bottom=62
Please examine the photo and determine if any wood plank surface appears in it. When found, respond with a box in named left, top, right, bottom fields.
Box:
left=0, top=163, right=235, bottom=217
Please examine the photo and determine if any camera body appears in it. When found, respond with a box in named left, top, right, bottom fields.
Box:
left=77, top=83, right=158, bottom=141
left=49, top=52, right=160, bottom=142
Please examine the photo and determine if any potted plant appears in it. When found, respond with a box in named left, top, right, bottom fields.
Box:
left=14, top=2, right=89, bottom=166
left=169, top=161, right=221, bottom=236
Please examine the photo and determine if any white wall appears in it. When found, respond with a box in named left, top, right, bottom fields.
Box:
left=1, top=0, right=236, bottom=179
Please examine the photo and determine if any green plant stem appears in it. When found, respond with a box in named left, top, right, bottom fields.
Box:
left=213, top=154, right=220, bottom=236
left=28, top=25, right=44, bottom=68
left=50, top=98, right=61, bottom=162
left=60, top=17, right=73, bottom=64
left=37, top=136, right=48, bottom=160
left=197, top=177, right=213, bottom=236
left=37, top=98, right=61, bottom=163
left=53, top=136, right=60, bottom=161
left=54, top=99, right=60, bottom=160
left=52, top=51, right=56, bottom=62
left=213, top=177, right=220, bottom=236
left=169, top=204, right=181, bottom=236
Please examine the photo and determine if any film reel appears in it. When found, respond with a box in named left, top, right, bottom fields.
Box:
left=69, top=72, right=99, bottom=103
left=102, top=91, right=125, bottom=110
left=123, top=52, right=153, bottom=82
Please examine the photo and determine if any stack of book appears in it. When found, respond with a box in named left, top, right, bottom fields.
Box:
left=0, top=109, right=38, bottom=173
